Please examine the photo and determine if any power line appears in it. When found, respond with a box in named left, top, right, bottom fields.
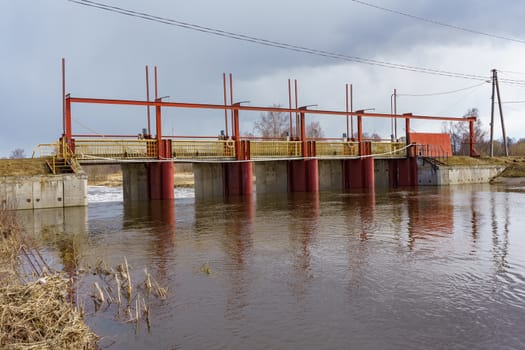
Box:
left=501, top=100, right=525, bottom=104
left=398, top=81, right=488, bottom=97
left=68, top=0, right=525, bottom=86
left=349, top=0, right=525, bottom=45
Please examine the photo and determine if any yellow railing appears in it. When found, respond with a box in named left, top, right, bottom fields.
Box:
left=250, top=141, right=302, bottom=158
left=371, top=142, right=407, bottom=158
left=172, top=140, right=236, bottom=159
left=74, top=139, right=158, bottom=160
left=32, top=143, right=59, bottom=158
left=316, top=142, right=359, bottom=157
left=34, top=139, right=410, bottom=163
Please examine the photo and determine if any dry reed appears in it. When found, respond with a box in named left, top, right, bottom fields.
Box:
left=0, top=207, right=98, bottom=349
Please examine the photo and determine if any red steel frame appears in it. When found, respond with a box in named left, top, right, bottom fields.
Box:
left=61, top=60, right=478, bottom=158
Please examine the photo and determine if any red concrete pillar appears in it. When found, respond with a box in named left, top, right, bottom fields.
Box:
left=306, top=159, right=319, bottom=192
left=148, top=162, right=162, bottom=199
left=344, top=142, right=374, bottom=190
left=396, top=158, right=418, bottom=187
left=409, top=157, right=418, bottom=187
left=224, top=162, right=253, bottom=196
left=288, top=159, right=319, bottom=192
left=343, top=159, right=362, bottom=189
left=161, top=162, right=175, bottom=199
left=362, top=157, right=375, bottom=190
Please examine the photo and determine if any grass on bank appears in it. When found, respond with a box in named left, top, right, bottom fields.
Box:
left=0, top=207, right=98, bottom=350
left=439, top=156, right=525, bottom=177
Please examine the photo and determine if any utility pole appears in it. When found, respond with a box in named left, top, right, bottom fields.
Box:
left=490, top=69, right=509, bottom=157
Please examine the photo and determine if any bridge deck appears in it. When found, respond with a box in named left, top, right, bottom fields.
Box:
left=34, top=139, right=410, bottom=163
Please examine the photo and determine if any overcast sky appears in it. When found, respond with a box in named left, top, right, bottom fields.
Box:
left=2, top=0, right=525, bottom=157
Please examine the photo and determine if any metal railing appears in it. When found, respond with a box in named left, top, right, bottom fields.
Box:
left=32, top=143, right=59, bottom=158
left=33, top=139, right=414, bottom=163
left=250, top=141, right=302, bottom=158
left=172, top=140, right=235, bottom=159
left=32, top=140, right=81, bottom=174
left=371, top=142, right=407, bottom=158
left=316, top=141, right=359, bottom=157
left=74, top=139, right=158, bottom=160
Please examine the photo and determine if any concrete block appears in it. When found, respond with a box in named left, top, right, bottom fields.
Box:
left=318, top=160, right=343, bottom=191
left=254, top=161, right=288, bottom=194
left=63, top=174, right=88, bottom=207
left=193, top=163, right=224, bottom=198
left=121, top=163, right=149, bottom=201
left=33, top=176, right=64, bottom=209
left=4, top=176, right=34, bottom=210
left=374, top=159, right=390, bottom=189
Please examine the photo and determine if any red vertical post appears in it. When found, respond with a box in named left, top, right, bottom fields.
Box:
left=404, top=114, right=411, bottom=157
left=394, top=88, right=398, bottom=139
left=300, top=110, right=306, bottom=157
left=294, top=79, right=299, bottom=139
left=62, top=58, right=66, bottom=136
left=146, top=65, right=151, bottom=136
left=233, top=104, right=241, bottom=160
left=404, top=114, right=412, bottom=145
left=65, top=96, right=72, bottom=147
left=161, top=150, right=175, bottom=199
left=155, top=98, right=162, bottom=158
left=357, top=114, right=363, bottom=143
left=154, top=66, right=158, bottom=100
left=229, top=73, right=234, bottom=138
left=223, top=73, right=229, bottom=137
left=288, top=79, right=293, bottom=138
left=350, top=84, right=354, bottom=139
left=345, top=84, right=349, bottom=140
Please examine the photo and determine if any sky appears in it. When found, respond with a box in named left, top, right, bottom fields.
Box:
left=2, top=0, right=525, bottom=157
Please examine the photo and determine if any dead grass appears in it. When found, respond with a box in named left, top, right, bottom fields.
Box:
left=0, top=159, right=51, bottom=176
left=0, top=207, right=98, bottom=350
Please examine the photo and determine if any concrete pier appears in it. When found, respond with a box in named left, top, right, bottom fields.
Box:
left=121, top=162, right=175, bottom=201
left=1, top=174, right=87, bottom=210
left=193, top=162, right=253, bottom=199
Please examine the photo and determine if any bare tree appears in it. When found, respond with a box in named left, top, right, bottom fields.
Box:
left=306, top=121, right=324, bottom=139
left=362, top=132, right=382, bottom=141
left=253, top=105, right=289, bottom=138
left=442, top=108, right=488, bottom=155
left=253, top=105, right=325, bottom=139
left=9, top=148, right=25, bottom=159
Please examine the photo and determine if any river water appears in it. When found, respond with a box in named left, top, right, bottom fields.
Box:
left=15, top=183, right=525, bottom=349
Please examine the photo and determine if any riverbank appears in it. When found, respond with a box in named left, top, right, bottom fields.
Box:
left=441, top=156, right=525, bottom=177
left=0, top=208, right=97, bottom=349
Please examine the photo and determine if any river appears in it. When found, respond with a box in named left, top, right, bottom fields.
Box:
left=15, top=183, right=525, bottom=349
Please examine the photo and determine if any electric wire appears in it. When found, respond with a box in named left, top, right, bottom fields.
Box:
left=349, top=0, right=525, bottom=45
left=398, top=82, right=488, bottom=97
left=67, top=0, right=525, bottom=86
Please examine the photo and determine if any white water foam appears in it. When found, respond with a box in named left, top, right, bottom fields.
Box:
left=88, top=186, right=195, bottom=203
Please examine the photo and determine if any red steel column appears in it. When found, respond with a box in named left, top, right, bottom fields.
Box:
left=306, top=159, right=319, bottom=192
left=148, top=163, right=162, bottom=200
left=161, top=139, right=174, bottom=199
left=233, top=104, right=241, bottom=160
left=65, top=97, right=72, bottom=145
left=225, top=162, right=253, bottom=196
left=155, top=98, right=162, bottom=158
left=300, top=110, right=307, bottom=157
left=362, top=142, right=375, bottom=190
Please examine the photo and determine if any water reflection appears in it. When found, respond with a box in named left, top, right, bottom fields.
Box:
left=406, top=188, right=454, bottom=250
left=16, top=206, right=89, bottom=273
left=13, top=184, right=525, bottom=349
left=287, top=192, right=320, bottom=298
left=123, top=200, right=176, bottom=278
